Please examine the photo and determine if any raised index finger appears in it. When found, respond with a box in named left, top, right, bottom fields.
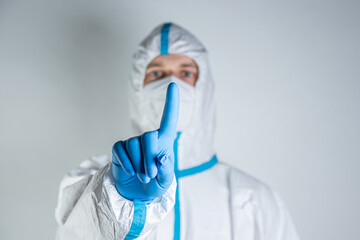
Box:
left=159, top=82, right=179, bottom=138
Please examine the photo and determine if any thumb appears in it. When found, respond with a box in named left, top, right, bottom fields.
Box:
left=156, top=154, right=174, bottom=189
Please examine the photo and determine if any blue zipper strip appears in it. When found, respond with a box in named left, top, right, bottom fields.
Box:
left=160, top=23, right=172, bottom=55
left=173, top=132, right=218, bottom=240
left=124, top=200, right=147, bottom=240
left=173, top=132, right=181, bottom=240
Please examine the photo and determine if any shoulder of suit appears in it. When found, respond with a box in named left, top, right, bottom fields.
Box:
left=215, top=161, right=280, bottom=206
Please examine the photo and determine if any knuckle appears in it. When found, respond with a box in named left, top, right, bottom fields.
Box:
left=112, top=140, right=123, bottom=151
left=142, top=131, right=157, bottom=141
left=128, top=137, right=139, bottom=147
left=142, top=131, right=151, bottom=139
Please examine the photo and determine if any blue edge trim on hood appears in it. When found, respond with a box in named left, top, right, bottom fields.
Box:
left=124, top=132, right=218, bottom=239
left=160, top=22, right=172, bottom=55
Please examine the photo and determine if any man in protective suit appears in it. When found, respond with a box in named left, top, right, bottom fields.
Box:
left=55, top=22, right=300, bottom=240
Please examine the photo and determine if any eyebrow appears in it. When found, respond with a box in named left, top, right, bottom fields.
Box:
left=147, top=62, right=163, bottom=68
left=180, top=63, right=197, bottom=69
left=146, top=62, right=197, bottom=69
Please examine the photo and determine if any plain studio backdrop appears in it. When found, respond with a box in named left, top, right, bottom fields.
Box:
left=1, top=0, right=359, bottom=239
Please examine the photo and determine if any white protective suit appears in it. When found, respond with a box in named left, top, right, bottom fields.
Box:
left=55, top=22, right=300, bottom=240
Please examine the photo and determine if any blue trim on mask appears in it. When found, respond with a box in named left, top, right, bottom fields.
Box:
left=160, top=23, right=172, bottom=55
left=124, top=200, right=147, bottom=240
left=177, top=155, right=218, bottom=178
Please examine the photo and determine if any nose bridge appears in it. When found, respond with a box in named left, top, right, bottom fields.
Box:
left=164, top=65, right=179, bottom=79
left=169, top=67, right=178, bottom=78
left=162, top=68, right=174, bottom=79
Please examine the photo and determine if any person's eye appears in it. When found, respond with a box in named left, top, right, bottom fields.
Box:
left=181, top=71, right=193, bottom=78
left=151, top=71, right=163, bottom=78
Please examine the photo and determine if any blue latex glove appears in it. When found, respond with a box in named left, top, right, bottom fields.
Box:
left=112, top=82, right=179, bottom=202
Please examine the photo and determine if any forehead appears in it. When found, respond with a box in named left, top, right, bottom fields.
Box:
left=147, top=54, right=197, bottom=68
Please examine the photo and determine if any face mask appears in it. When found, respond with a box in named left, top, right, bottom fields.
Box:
left=142, top=76, right=195, bottom=132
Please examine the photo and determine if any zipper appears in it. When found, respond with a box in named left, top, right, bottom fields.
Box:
left=173, top=132, right=181, bottom=240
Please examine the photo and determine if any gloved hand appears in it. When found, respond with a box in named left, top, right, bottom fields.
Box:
left=112, top=82, right=179, bottom=202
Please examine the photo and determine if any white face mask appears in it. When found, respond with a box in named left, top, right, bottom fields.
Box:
left=142, top=76, right=195, bottom=132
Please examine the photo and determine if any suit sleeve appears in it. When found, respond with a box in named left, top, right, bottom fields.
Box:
left=257, top=186, right=300, bottom=240
left=55, top=155, right=176, bottom=240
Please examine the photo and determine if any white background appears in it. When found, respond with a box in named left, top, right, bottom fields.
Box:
left=1, top=0, right=359, bottom=239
